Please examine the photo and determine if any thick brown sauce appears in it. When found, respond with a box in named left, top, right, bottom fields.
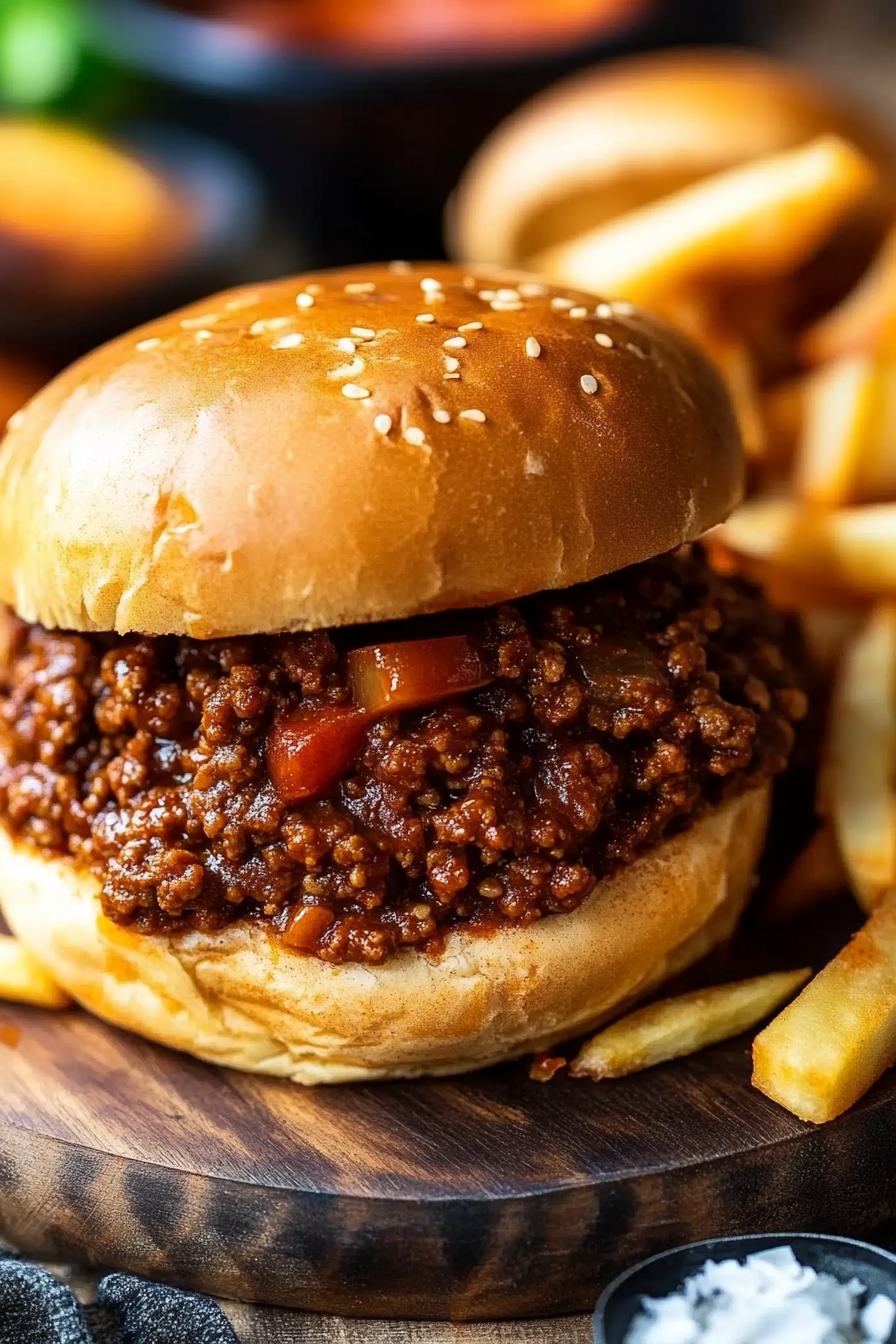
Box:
left=0, top=547, right=806, bottom=964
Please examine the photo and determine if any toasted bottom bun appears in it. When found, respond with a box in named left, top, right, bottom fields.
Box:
left=0, top=784, right=769, bottom=1084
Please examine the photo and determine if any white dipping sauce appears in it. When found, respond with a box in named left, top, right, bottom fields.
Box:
left=623, top=1246, right=896, bottom=1343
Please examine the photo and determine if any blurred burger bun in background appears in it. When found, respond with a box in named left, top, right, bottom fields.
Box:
left=449, top=47, right=896, bottom=272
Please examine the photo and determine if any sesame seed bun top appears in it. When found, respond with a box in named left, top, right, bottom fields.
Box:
left=0, top=263, right=742, bottom=638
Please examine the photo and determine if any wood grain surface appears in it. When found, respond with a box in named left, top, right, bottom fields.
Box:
left=1, top=899, right=893, bottom=1322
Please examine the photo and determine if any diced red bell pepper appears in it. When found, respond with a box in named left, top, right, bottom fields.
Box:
left=266, top=702, right=370, bottom=804
left=347, top=634, right=492, bottom=715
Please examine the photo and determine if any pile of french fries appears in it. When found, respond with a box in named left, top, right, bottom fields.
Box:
left=532, top=111, right=896, bottom=1125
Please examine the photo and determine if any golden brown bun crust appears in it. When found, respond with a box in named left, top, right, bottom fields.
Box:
left=0, top=263, right=741, bottom=637
left=450, top=48, right=896, bottom=268
left=0, top=785, right=769, bottom=1083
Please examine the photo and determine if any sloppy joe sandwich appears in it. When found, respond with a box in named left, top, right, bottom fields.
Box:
left=0, top=264, right=806, bottom=1083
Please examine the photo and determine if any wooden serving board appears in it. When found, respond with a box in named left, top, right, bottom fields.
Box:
left=1, top=899, right=894, bottom=1322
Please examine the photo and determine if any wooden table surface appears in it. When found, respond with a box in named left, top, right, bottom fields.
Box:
left=222, top=1306, right=593, bottom=1343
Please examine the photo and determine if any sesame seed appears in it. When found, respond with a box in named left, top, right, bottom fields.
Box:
left=351, top=327, right=376, bottom=339
left=478, top=290, right=497, bottom=301
left=416, top=313, right=435, bottom=323
left=342, top=384, right=370, bottom=399
left=444, top=356, right=460, bottom=372
left=525, top=337, right=541, bottom=358
left=444, top=373, right=461, bottom=380
left=519, top=282, right=547, bottom=297
left=432, top=409, right=451, bottom=424
left=595, top=332, right=614, bottom=348
left=569, top=306, right=588, bottom=318
left=345, top=281, right=376, bottom=294
left=362, top=398, right=374, bottom=407
left=458, top=321, right=483, bottom=332
left=250, top=316, right=291, bottom=334
left=459, top=408, right=486, bottom=422
left=490, top=300, right=522, bottom=312
left=388, top=260, right=410, bottom=273
left=443, top=336, right=467, bottom=349
left=627, top=342, right=647, bottom=358
left=551, top=297, right=574, bottom=310
left=180, top=314, right=219, bottom=329
left=223, top=294, right=259, bottom=311
left=306, top=284, right=323, bottom=295
left=420, top=277, right=442, bottom=293
left=296, top=293, right=315, bottom=308
left=613, top=300, right=635, bottom=315
left=411, top=903, right=431, bottom=919
left=404, top=427, right=426, bottom=445
left=580, top=374, right=599, bottom=394
left=337, top=337, right=357, bottom=352
left=271, top=332, right=304, bottom=350
left=496, top=288, right=520, bottom=302
left=595, top=302, right=613, bottom=319
left=7, top=409, right=24, bottom=430
left=374, top=414, right=392, bottom=434
left=136, top=337, right=161, bottom=351
left=195, top=329, right=214, bottom=341
left=329, top=356, right=365, bottom=379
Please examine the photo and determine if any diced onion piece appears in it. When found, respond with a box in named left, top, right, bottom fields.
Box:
left=347, top=635, right=492, bottom=715
left=577, top=639, right=665, bottom=710
left=266, top=703, right=370, bottom=805
left=282, top=905, right=335, bottom=952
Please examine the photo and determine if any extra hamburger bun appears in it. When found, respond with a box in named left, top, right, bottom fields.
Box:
left=0, top=263, right=740, bottom=639
left=449, top=48, right=896, bottom=270
left=0, top=785, right=769, bottom=1083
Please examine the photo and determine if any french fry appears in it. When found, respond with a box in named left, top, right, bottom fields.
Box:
left=569, top=969, right=810, bottom=1080
left=711, top=334, right=766, bottom=461
left=645, top=291, right=767, bottom=459
left=799, top=607, right=865, bottom=678
left=719, top=497, right=896, bottom=598
left=761, top=376, right=806, bottom=474
left=794, top=355, right=876, bottom=507
left=0, top=934, right=70, bottom=1009
left=794, top=351, right=896, bottom=508
left=800, top=224, right=896, bottom=366
left=753, top=889, right=896, bottom=1123
left=762, top=825, right=848, bottom=924
left=828, top=603, right=896, bottom=912
left=533, top=136, right=874, bottom=303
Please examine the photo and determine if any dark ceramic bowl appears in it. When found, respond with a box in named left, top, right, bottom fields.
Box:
left=0, top=121, right=297, bottom=362
left=594, top=1233, right=896, bottom=1344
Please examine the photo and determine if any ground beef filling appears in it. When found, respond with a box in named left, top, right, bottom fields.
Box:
left=0, top=547, right=807, bottom=964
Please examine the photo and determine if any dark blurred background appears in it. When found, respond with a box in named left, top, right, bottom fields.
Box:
left=0, top=0, right=894, bottom=391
